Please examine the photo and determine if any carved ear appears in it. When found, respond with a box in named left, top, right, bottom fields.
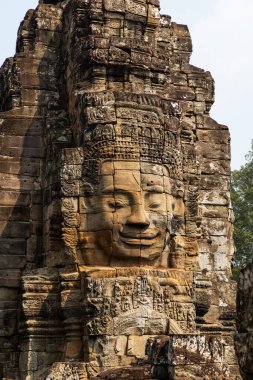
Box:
left=79, top=194, right=95, bottom=215
left=171, top=215, right=185, bottom=236
left=168, top=241, right=186, bottom=270
left=79, top=180, right=94, bottom=196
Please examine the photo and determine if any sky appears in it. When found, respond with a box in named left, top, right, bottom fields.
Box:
left=0, top=1, right=252, bottom=170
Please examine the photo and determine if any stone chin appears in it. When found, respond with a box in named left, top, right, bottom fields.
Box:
left=111, top=245, right=163, bottom=261
left=97, top=231, right=169, bottom=261
left=111, top=232, right=165, bottom=261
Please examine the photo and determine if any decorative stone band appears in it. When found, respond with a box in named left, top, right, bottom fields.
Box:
left=80, top=266, right=195, bottom=337
left=81, top=91, right=181, bottom=115
left=82, top=136, right=183, bottom=184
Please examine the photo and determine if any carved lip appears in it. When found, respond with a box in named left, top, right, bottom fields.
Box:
left=119, top=231, right=159, bottom=246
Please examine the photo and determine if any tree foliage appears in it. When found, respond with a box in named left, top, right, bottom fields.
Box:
left=231, top=140, right=253, bottom=269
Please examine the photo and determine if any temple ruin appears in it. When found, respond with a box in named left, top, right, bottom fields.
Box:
left=0, top=0, right=246, bottom=378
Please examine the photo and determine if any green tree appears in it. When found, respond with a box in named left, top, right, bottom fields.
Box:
left=231, top=140, right=253, bottom=270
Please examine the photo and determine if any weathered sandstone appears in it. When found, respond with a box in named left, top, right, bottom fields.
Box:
left=0, top=0, right=241, bottom=378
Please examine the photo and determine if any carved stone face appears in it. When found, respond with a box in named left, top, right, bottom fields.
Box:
left=81, top=161, right=177, bottom=261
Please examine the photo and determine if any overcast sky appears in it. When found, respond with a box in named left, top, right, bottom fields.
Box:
left=0, top=1, right=252, bottom=169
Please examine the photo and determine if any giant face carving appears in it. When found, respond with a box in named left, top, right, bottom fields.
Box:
left=79, top=160, right=183, bottom=263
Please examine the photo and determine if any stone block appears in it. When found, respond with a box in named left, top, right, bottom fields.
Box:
left=86, top=106, right=116, bottom=125
left=127, top=335, right=149, bottom=357
left=0, top=146, right=45, bottom=159
left=0, top=255, right=26, bottom=269
left=201, top=217, right=228, bottom=236
left=0, top=174, right=35, bottom=191
left=0, top=206, right=30, bottom=222
left=115, top=335, right=127, bottom=355
left=0, top=239, right=26, bottom=255
left=0, top=191, right=30, bottom=207
left=147, top=4, right=160, bottom=27
left=93, top=336, right=117, bottom=356
left=0, top=117, right=43, bottom=136
left=0, top=157, right=40, bottom=176
left=0, top=222, right=30, bottom=238
left=131, top=51, right=151, bottom=68
left=65, top=340, right=83, bottom=360
left=104, top=0, right=125, bottom=13
left=0, top=270, right=20, bottom=287
left=0, top=135, right=43, bottom=149
left=199, top=204, right=228, bottom=219
left=197, top=141, right=230, bottom=160
left=20, top=338, right=46, bottom=353
left=109, top=46, right=130, bottom=63
left=200, top=158, right=230, bottom=175
left=199, top=190, right=229, bottom=206
left=197, top=129, right=230, bottom=144
left=125, top=0, right=147, bottom=17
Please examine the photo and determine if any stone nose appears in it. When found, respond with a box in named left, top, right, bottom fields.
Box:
left=126, top=203, right=150, bottom=228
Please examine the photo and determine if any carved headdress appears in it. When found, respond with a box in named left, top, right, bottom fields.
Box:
left=79, top=91, right=183, bottom=184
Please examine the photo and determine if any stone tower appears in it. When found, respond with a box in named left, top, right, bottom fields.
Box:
left=0, top=0, right=241, bottom=379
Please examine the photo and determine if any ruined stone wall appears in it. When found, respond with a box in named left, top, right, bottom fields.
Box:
left=0, top=0, right=241, bottom=379
left=235, top=262, right=253, bottom=379
left=0, top=5, right=71, bottom=377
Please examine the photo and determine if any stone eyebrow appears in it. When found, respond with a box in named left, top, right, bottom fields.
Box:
left=101, top=186, right=114, bottom=194
left=102, top=186, right=134, bottom=194
left=143, top=185, right=164, bottom=193
left=102, top=185, right=164, bottom=194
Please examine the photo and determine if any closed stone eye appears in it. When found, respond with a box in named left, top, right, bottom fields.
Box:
left=108, top=200, right=128, bottom=209
left=114, top=201, right=127, bottom=209
left=148, top=202, right=161, bottom=209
